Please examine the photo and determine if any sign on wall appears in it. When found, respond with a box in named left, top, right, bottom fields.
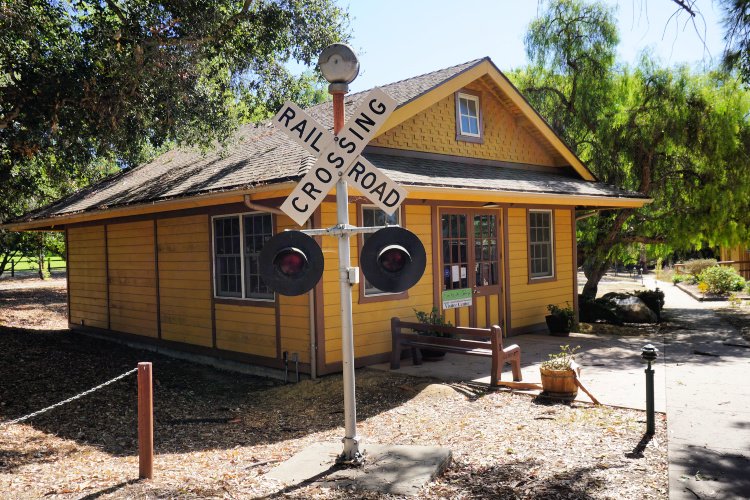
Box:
left=441, top=288, right=473, bottom=309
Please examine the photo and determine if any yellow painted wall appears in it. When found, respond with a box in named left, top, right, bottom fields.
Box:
left=277, top=214, right=311, bottom=363
left=322, top=202, right=434, bottom=365
left=214, top=303, right=276, bottom=357
left=106, top=220, right=158, bottom=337
left=371, top=80, right=557, bottom=167
left=67, top=226, right=108, bottom=329
left=157, top=215, right=213, bottom=347
left=720, top=245, right=750, bottom=279
left=507, top=208, right=574, bottom=330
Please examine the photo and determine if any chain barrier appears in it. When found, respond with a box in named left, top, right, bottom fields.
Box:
left=0, top=367, right=138, bottom=427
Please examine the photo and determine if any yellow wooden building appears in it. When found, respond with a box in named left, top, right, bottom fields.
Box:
left=6, top=58, right=649, bottom=376
left=720, top=245, right=750, bottom=279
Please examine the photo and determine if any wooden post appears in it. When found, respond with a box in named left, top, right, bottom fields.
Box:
left=138, top=362, right=153, bottom=479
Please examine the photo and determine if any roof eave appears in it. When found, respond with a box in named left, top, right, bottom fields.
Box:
left=1, top=182, right=297, bottom=231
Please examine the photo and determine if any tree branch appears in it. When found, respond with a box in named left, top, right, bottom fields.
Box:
left=670, top=0, right=696, bottom=17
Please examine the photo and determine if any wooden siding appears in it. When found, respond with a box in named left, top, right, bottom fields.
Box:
left=321, top=202, right=434, bottom=365
left=157, top=215, right=213, bottom=347
left=106, top=221, right=158, bottom=337
left=277, top=214, right=310, bottom=363
left=215, top=303, right=276, bottom=357
left=67, top=226, right=108, bottom=329
left=507, top=208, right=574, bottom=329
left=371, top=80, right=557, bottom=167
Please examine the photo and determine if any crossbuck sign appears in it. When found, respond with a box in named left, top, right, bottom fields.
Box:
left=272, top=88, right=407, bottom=226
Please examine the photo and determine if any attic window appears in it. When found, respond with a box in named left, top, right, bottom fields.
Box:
left=455, top=90, right=483, bottom=143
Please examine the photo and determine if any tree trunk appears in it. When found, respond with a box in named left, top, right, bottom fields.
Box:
left=581, top=259, right=609, bottom=300
left=37, top=247, right=45, bottom=280
left=578, top=209, right=635, bottom=301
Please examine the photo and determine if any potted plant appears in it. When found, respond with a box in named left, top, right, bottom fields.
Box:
left=413, top=307, right=453, bottom=360
left=545, top=303, right=576, bottom=336
left=540, top=344, right=580, bottom=399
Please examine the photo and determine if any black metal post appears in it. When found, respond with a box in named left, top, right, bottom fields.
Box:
left=641, top=344, right=658, bottom=435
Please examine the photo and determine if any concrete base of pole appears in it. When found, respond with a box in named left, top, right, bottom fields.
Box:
left=265, top=441, right=451, bottom=496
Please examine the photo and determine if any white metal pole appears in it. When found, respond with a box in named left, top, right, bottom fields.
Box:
left=330, top=88, right=361, bottom=463
left=336, top=177, right=360, bottom=461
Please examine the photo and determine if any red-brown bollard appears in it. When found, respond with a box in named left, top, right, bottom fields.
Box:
left=138, top=362, right=153, bottom=479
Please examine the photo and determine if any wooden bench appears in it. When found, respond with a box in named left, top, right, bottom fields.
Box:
left=390, top=317, right=522, bottom=386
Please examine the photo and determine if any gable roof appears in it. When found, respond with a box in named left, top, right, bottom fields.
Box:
left=5, top=57, right=645, bottom=230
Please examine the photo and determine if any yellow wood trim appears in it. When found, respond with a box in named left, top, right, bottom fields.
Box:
left=404, top=186, right=650, bottom=208
left=376, top=59, right=596, bottom=182
left=2, top=183, right=296, bottom=231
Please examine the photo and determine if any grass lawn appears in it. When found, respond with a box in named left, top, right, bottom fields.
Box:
left=2, top=255, right=66, bottom=272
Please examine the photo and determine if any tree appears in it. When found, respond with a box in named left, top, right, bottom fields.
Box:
left=668, top=0, right=750, bottom=83
left=1, top=0, right=349, bottom=170
left=0, top=0, right=348, bottom=273
left=516, top=0, right=750, bottom=299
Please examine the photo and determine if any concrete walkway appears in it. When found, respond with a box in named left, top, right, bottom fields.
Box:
left=652, top=278, right=750, bottom=499
left=372, top=276, right=750, bottom=498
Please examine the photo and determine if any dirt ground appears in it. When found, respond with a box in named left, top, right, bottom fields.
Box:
left=0, top=276, right=671, bottom=499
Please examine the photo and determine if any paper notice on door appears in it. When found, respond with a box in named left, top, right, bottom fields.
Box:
left=451, top=265, right=460, bottom=283
left=460, top=267, right=467, bottom=279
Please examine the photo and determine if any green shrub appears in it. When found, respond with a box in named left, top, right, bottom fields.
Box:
left=683, top=258, right=717, bottom=276
left=633, top=288, right=665, bottom=321
left=698, top=266, right=746, bottom=295
left=413, top=307, right=453, bottom=337
left=672, top=274, right=688, bottom=284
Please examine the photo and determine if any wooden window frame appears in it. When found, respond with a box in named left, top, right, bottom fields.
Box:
left=455, top=90, right=483, bottom=144
left=357, top=203, right=408, bottom=304
left=211, top=212, right=275, bottom=303
left=527, top=209, right=556, bottom=284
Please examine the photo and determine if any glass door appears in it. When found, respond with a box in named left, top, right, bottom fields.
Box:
left=440, top=209, right=502, bottom=328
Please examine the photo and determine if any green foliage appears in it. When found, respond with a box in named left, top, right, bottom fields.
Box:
left=413, top=307, right=453, bottom=338
left=0, top=0, right=349, bottom=236
left=672, top=273, right=689, bottom=284
left=698, top=266, right=746, bottom=295
left=515, top=0, right=750, bottom=300
left=683, top=259, right=718, bottom=277
left=721, top=0, right=750, bottom=83
left=541, top=344, right=580, bottom=371
left=546, top=302, right=576, bottom=331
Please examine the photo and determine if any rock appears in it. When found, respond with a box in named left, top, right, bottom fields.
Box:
left=579, top=297, right=624, bottom=325
left=601, top=293, right=658, bottom=323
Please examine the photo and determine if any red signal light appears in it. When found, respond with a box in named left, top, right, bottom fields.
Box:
left=378, top=245, right=410, bottom=273
left=273, top=247, right=308, bottom=278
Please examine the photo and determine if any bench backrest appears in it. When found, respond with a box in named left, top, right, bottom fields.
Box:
left=391, top=317, right=504, bottom=350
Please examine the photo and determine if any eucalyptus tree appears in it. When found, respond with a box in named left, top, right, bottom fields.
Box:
left=516, top=0, right=750, bottom=298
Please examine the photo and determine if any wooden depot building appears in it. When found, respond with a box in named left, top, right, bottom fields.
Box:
left=5, top=58, right=649, bottom=376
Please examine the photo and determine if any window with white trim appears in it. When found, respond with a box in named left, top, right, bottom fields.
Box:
left=528, top=210, right=554, bottom=279
left=362, top=206, right=400, bottom=296
left=213, top=213, right=274, bottom=300
left=457, top=92, right=481, bottom=138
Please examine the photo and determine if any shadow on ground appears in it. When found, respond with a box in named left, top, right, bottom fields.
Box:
left=670, top=444, right=750, bottom=498
left=0, top=326, right=426, bottom=471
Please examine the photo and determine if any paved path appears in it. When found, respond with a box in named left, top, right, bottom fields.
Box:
left=651, top=278, right=750, bottom=499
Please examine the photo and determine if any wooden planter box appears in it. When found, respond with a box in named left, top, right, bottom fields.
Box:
left=540, top=367, right=578, bottom=398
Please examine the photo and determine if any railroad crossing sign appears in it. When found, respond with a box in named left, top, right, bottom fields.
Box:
left=272, top=88, right=407, bottom=226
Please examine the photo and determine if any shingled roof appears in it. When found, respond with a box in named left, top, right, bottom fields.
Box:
left=8, top=57, right=645, bottom=226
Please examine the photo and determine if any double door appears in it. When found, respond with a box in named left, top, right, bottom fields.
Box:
left=439, top=209, right=503, bottom=328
